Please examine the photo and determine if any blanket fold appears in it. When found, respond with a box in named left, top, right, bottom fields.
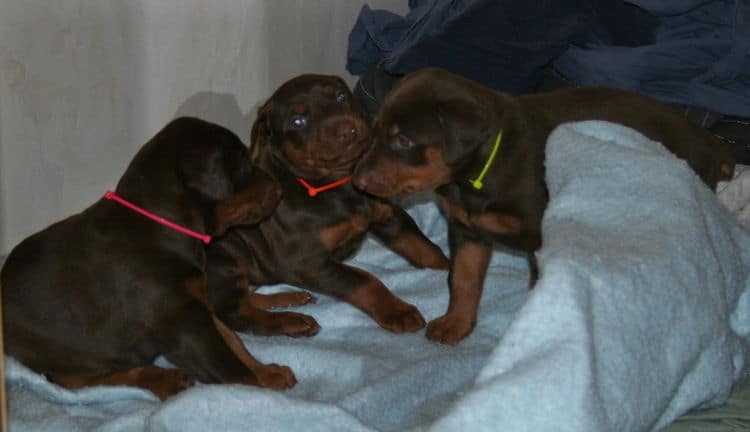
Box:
left=5, top=120, right=750, bottom=431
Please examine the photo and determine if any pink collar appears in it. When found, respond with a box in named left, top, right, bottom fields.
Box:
left=296, top=176, right=352, bottom=197
left=104, top=190, right=212, bottom=244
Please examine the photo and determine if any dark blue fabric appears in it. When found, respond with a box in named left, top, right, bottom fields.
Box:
left=346, top=0, right=656, bottom=95
left=554, top=0, right=750, bottom=116
left=347, top=0, right=750, bottom=116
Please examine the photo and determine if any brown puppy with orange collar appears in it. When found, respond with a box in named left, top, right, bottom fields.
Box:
left=205, top=74, right=448, bottom=342
left=353, top=67, right=735, bottom=345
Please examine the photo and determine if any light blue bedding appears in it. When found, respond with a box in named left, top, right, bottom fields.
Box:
left=5, top=120, right=750, bottom=431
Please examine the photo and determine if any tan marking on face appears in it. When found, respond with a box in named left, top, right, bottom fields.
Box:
left=280, top=140, right=314, bottom=168
left=291, top=103, right=306, bottom=114
left=397, top=147, right=453, bottom=194
left=319, top=215, right=369, bottom=251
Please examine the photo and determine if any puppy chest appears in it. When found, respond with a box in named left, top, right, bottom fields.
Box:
left=437, top=195, right=521, bottom=237
left=319, top=215, right=369, bottom=251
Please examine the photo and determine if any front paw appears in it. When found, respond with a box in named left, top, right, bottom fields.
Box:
left=426, top=313, right=474, bottom=345
left=245, top=364, right=297, bottom=390
left=277, top=312, right=320, bottom=337
left=374, top=302, right=426, bottom=333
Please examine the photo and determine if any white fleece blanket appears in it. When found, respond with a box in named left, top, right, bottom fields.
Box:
left=5, top=120, right=750, bottom=431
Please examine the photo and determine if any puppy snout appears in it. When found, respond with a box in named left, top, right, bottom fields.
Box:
left=333, top=121, right=360, bottom=144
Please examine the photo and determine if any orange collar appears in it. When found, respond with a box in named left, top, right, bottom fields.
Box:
left=296, top=176, right=352, bottom=197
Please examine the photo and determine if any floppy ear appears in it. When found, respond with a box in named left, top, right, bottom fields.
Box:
left=213, top=192, right=270, bottom=235
left=213, top=167, right=279, bottom=235
left=250, top=101, right=274, bottom=163
left=436, top=99, right=492, bottom=165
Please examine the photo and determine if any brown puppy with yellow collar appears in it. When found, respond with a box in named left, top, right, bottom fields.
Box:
left=353, top=67, right=734, bottom=345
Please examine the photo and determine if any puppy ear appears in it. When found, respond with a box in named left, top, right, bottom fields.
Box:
left=213, top=193, right=269, bottom=236
left=213, top=171, right=279, bottom=235
left=436, top=99, right=492, bottom=165
left=250, top=101, right=273, bottom=163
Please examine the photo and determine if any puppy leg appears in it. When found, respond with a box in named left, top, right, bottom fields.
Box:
left=248, top=291, right=317, bottom=309
left=50, top=366, right=194, bottom=400
left=306, top=260, right=425, bottom=332
left=206, top=248, right=319, bottom=337
left=426, top=224, right=491, bottom=345
left=161, top=300, right=296, bottom=390
left=225, top=293, right=320, bottom=337
left=369, top=199, right=449, bottom=270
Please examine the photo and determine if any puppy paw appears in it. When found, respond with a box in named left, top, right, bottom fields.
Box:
left=276, top=312, right=320, bottom=337
left=251, top=364, right=297, bottom=390
left=374, top=302, right=426, bottom=333
left=285, top=291, right=318, bottom=307
left=140, top=368, right=195, bottom=400
left=426, top=314, right=474, bottom=345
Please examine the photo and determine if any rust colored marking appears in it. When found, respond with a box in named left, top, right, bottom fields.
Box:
left=437, top=196, right=471, bottom=226
left=247, top=291, right=316, bottom=310
left=186, top=275, right=208, bottom=305
left=319, top=215, right=368, bottom=251
left=388, top=123, right=400, bottom=137
left=51, top=366, right=194, bottom=401
left=470, top=212, right=522, bottom=236
left=368, top=199, right=394, bottom=223
left=387, top=232, right=449, bottom=270
left=437, top=196, right=521, bottom=236
left=344, top=267, right=425, bottom=333
left=212, top=316, right=263, bottom=370
left=426, top=241, right=491, bottom=345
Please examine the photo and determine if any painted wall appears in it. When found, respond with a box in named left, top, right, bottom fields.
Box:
left=0, top=0, right=405, bottom=254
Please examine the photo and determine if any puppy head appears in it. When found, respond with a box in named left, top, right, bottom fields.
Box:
left=353, top=68, right=492, bottom=198
left=174, top=118, right=281, bottom=235
left=250, top=74, right=369, bottom=179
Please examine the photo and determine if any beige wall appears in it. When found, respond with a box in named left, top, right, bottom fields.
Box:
left=0, top=0, right=405, bottom=254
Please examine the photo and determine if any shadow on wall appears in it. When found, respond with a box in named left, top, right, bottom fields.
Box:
left=0, top=1, right=147, bottom=255
left=174, top=92, right=261, bottom=146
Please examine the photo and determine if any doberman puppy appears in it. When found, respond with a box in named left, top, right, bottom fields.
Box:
left=205, top=74, right=448, bottom=337
left=353, top=67, right=735, bottom=345
left=1, top=117, right=296, bottom=399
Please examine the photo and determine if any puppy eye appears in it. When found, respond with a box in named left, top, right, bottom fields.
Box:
left=390, top=134, right=414, bottom=150
left=335, top=90, right=347, bottom=103
left=289, top=115, right=308, bottom=129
